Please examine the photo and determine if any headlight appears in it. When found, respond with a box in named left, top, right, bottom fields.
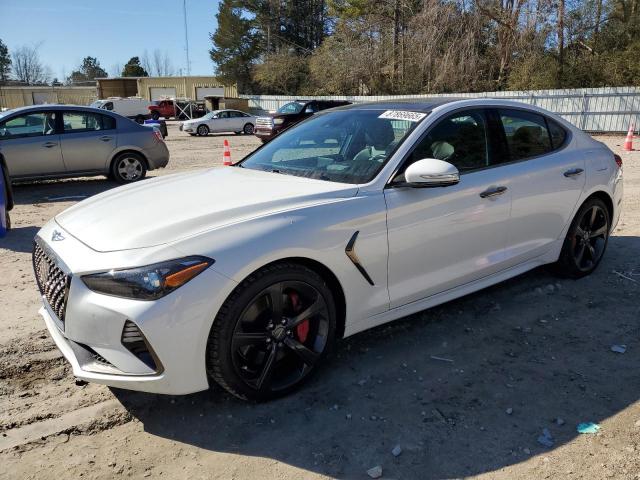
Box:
left=273, top=118, right=284, bottom=125
left=82, top=256, right=214, bottom=300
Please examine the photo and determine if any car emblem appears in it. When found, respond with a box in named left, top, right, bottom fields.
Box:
left=51, top=230, right=65, bottom=241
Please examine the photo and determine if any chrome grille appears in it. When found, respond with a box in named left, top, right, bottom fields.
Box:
left=256, top=117, right=273, bottom=128
left=33, top=243, right=70, bottom=323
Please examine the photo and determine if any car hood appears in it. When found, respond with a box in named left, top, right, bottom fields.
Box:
left=55, top=168, right=359, bottom=252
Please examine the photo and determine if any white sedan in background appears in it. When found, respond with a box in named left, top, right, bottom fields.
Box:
left=34, top=98, right=622, bottom=401
left=180, top=109, right=256, bottom=136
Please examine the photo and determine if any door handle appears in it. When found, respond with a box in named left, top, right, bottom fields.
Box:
left=99, top=136, right=112, bottom=142
left=564, top=168, right=584, bottom=178
left=479, top=186, right=508, bottom=198
left=42, top=142, right=58, bottom=148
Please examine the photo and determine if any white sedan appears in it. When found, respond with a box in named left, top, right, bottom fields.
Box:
left=34, top=98, right=622, bottom=401
left=180, top=109, right=256, bottom=136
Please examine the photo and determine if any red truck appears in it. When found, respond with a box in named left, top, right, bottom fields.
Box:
left=148, top=100, right=178, bottom=120
left=148, top=100, right=206, bottom=120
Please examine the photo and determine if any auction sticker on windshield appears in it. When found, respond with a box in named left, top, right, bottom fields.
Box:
left=378, top=110, right=427, bottom=122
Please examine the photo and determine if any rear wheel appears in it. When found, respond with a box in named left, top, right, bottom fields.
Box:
left=197, top=124, right=209, bottom=136
left=207, top=262, right=336, bottom=401
left=554, top=198, right=610, bottom=278
left=150, top=111, right=160, bottom=121
left=111, top=152, right=147, bottom=184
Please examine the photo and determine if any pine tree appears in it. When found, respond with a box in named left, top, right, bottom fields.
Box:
left=121, top=57, right=148, bottom=77
left=209, top=0, right=261, bottom=93
left=67, top=56, right=108, bottom=83
left=0, top=39, right=11, bottom=82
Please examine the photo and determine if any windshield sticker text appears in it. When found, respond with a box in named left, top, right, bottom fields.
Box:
left=378, top=110, right=427, bottom=122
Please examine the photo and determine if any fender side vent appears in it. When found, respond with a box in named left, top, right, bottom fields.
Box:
left=345, top=231, right=375, bottom=286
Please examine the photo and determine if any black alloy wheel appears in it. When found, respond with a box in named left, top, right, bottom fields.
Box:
left=207, top=263, right=336, bottom=401
left=556, top=198, right=610, bottom=278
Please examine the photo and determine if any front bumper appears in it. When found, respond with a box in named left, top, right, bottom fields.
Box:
left=35, top=221, right=237, bottom=395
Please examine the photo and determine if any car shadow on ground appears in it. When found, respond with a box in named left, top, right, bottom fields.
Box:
left=0, top=226, right=40, bottom=253
left=111, top=235, right=639, bottom=478
left=10, top=178, right=123, bottom=206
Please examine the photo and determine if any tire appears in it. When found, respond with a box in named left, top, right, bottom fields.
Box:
left=150, top=111, right=160, bottom=121
left=197, top=124, right=209, bottom=136
left=111, top=152, right=147, bottom=184
left=243, top=123, right=254, bottom=135
left=554, top=197, right=610, bottom=278
left=206, top=262, right=337, bottom=401
left=5, top=212, right=10, bottom=231
left=134, top=115, right=145, bottom=124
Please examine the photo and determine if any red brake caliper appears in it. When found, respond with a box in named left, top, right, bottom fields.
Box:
left=289, top=291, right=310, bottom=343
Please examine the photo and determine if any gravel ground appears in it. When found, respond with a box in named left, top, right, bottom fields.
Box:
left=1, top=122, right=639, bottom=479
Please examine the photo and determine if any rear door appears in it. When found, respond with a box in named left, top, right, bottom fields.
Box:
left=491, top=108, right=585, bottom=265
left=59, top=111, right=117, bottom=173
left=228, top=111, right=247, bottom=130
left=0, top=110, right=65, bottom=178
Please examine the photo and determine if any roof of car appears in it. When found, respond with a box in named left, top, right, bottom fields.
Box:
left=1, top=104, right=111, bottom=115
left=334, top=97, right=464, bottom=113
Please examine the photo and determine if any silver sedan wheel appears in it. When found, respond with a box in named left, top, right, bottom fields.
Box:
left=117, top=157, right=144, bottom=181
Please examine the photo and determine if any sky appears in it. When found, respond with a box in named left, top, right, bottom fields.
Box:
left=0, top=0, right=221, bottom=80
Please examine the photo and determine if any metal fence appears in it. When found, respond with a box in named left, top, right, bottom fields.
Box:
left=241, top=87, right=640, bottom=133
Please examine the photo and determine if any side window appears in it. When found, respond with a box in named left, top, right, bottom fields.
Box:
left=406, top=109, right=489, bottom=173
left=0, top=112, right=57, bottom=139
left=102, top=115, right=116, bottom=130
left=499, top=109, right=552, bottom=160
left=62, top=112, right=109, bottom=133
left=218, top=111, right=230, bottom=119
left=547, top=118, right=567, bottom=149
left=305, top=102, right=319, bottom=114
left=104, top=102, right=113, bottom=111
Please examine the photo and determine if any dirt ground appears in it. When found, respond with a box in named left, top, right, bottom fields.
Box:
left=1, top=122, right=639, bottom=480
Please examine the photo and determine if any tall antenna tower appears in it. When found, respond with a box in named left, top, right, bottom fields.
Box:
left=183, top=0, right=191, bottom=76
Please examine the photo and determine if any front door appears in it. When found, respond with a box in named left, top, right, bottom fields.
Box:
left=60, top=111, right=118, bottom=173
left=212, top=111, right=233, bottom=132
left=385, top=109, right=512, bottom=308
left=0, top=110, right=65, bottom=178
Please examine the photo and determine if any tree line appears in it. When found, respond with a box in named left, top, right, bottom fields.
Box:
left=210, top=0, right=640, bottom=95
left=0, top=39, right=178, bottom=86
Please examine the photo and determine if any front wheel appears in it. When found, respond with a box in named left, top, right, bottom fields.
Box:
left=554, top=198, right=610, bottom=278
left=111, top=152, right=147, bottom=184
left=150, top=111, right=160, bottom=121
left=207, top=262, right=336, bottom=401
left=243, top=123, right=254, bottom=135
left=197, top=124, right=209, bottom=136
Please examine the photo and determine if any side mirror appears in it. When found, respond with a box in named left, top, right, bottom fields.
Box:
left=403, top=158, right=459, bottom=187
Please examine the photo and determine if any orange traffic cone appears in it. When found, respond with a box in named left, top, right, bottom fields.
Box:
left=624, top=123, right=635, bottom=151
left=222, top=139, right=232, bottom=165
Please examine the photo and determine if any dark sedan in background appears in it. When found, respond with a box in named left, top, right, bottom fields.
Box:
left=254, top=99, right=350, bottom=142
left=0, top=105, right=170, bottom=183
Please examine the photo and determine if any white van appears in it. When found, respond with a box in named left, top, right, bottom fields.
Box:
left=90, top=97, right=155, bottom=123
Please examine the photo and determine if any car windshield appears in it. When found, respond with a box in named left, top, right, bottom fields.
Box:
left=277, top=102, right=305, bottom=114
left=240, top=109, right=425, bottom=184
left=89, top=101, right=104, bottom=109
left=203, top=111, right=218, bottom=120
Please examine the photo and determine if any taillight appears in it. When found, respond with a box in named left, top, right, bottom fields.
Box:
left=614, top=154, right=622, bottom=168
left=153, top=130, right=163, bottom=142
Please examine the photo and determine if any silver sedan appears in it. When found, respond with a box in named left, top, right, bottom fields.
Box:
left=0, top=105, right=170, bottom=183
left=180, top=109, right=256, bottom=136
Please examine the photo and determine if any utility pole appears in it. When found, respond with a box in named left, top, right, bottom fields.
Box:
left=183, top=0, right=191, bottom=76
